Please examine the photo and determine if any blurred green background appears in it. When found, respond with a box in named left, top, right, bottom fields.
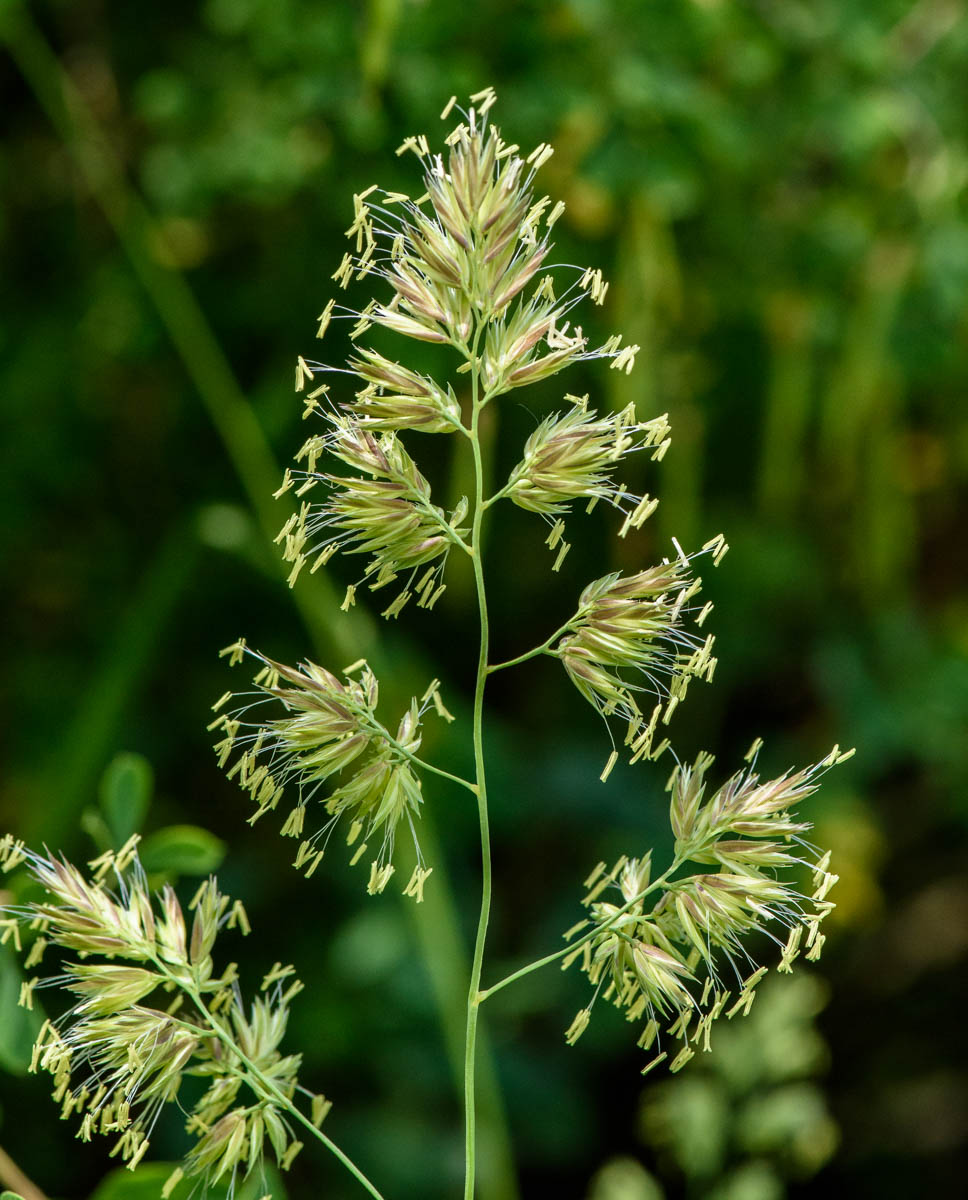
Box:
left=1, top=1, right=967, bottom=1198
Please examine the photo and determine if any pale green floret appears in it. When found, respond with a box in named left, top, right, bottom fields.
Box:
left=507, top=406, right=622, bottom=514
left=669, top=752, right=822, bottom=857
left=348, top=347, right=462, bottom=432
left=281, top=420, right=469, bottom=614
left=65, top=964, right=160, bottom=1015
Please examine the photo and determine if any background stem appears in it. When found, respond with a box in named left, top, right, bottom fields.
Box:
left=0, top=1144, right=48, bottom=1200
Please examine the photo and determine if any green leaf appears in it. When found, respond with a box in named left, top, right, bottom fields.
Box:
left=0, top=945, right=43, bottom=1075
left=2, top=1191, right=27, bottom=1199
left=89, top=1162, right=287, bottom=1200
left=99, top=753, right=154, bottom=847
left=138, top=825, right=226, bottom=876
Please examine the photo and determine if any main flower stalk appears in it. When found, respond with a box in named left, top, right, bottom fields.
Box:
left=463, top=327, right=492, bottom=1200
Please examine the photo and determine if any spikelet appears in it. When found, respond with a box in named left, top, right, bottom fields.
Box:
left=279, top=417, right=468, bottom=617
left=554, top=552, right=716, bottom=739
left=505, top=402, right=670, bottom=518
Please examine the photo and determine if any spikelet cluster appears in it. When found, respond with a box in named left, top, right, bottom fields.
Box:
left=553, top=539, right=726, bottom=765
left=275, top=87, right=644, bottom=618
left=561, top=745, right=851, bottom=1074
left=218, top=89, right=675, bottom=910
left=211, top=644, right=439, bottom=899
left=278, top=417, right=469, bottom=614
left=0, top=837, right=323, bottom=1193
left=506, top=398, right=670, bottom=519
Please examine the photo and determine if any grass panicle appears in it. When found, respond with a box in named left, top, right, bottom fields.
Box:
left=3, top=89, right=843, bottom=1200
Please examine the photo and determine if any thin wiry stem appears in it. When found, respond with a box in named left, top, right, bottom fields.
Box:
left=478, top=863, right=682, bottom=1003
left=463, top=319, right=493, bottom=1200
left=367, top=714, right=478, bottom=796
left=400, top=752, right=478, bottom=796
left=480, top=484, right=511, bottom=510
left=487, top=612, right=582, bottom=675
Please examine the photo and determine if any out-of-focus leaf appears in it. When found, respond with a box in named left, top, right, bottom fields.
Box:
left=138, top=825, right=226, bottom=876
left=640, top=1076, right=730, bottom=1181
left=736, top=1083, right=840, bottom=1172
left=98, top=753, right=154, bottom=847
left=586, top=1157, right=666, bottom=1200
left=0, top=945, right=42, bottom=1075
left=705, top=1160, right=784, bottom=1200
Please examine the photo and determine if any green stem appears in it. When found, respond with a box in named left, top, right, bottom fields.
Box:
left=478, top=862, right=681, bottom=1003
left=175, top=976, right=387, bottom=1200
left=357, top=712, right=478, bottom=796
left=481, top=484, right=511, bottom=511
left=487, top=614, right=577, bottom=675
left=405, top=754, right=478, bottom=795
left=463, top=326, right=493, bottom=1200
left=410, top=492, right=472, bottom=556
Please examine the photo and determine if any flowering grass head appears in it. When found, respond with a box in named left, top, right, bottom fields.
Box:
left=0, top=89, right=852, bottom=1200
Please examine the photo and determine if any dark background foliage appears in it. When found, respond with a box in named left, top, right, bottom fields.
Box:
left=1, top=1, right=966, bottom=1198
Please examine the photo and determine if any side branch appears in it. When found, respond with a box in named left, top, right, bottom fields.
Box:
left=487, top=615, right=575, bottom=675
left=478, top=863, right=680, bottom=1002
left=358, top=712, right=477, bottom=796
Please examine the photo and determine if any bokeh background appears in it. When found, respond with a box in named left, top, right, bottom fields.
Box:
left=2, top=1, right=967, bottom=1198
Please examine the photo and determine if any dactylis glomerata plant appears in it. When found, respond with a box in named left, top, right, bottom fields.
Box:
left=1, top=90, right=850, bottom=1200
